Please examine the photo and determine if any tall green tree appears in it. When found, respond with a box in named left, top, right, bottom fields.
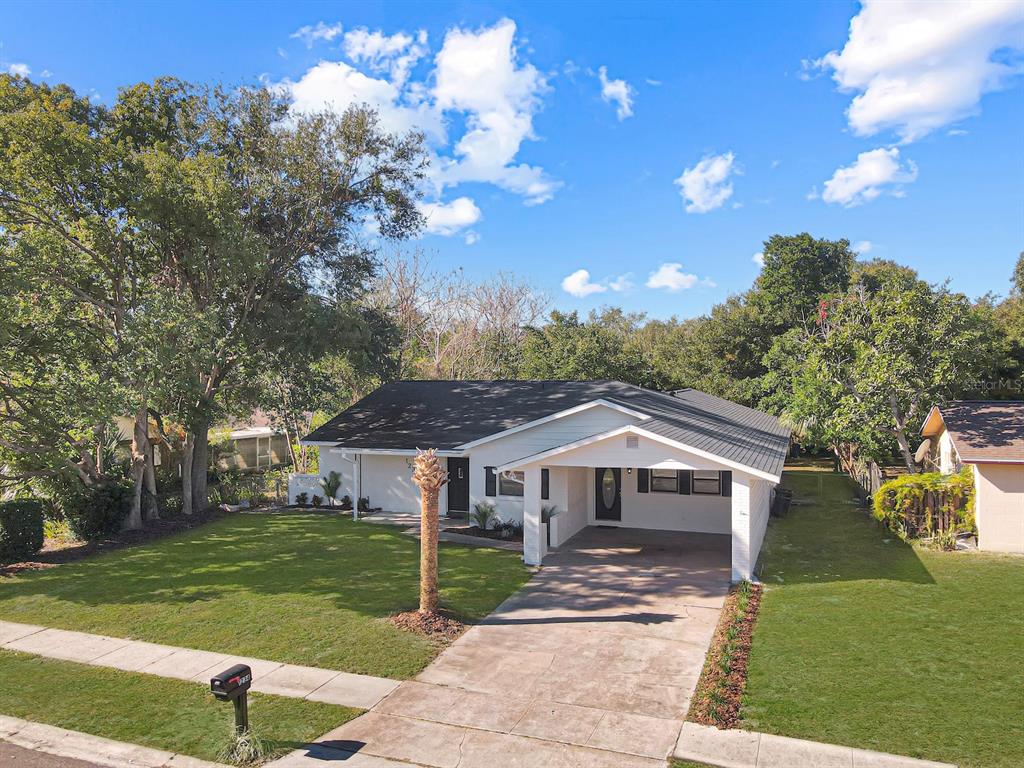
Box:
left=780, top=261, right=999, bottom=472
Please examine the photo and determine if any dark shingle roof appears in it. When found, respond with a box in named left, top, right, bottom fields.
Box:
left=933, top=401, right=1024, bottom=463
left=305, top=380, right=791, bottom=478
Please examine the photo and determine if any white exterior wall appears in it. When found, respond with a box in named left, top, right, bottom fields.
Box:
left=360, top=455, right=420, bottom=514
left=974, top=463, right=1024, bottom=554
left=468, top=405, right=641, bottom=523
left=615, top=469, right=731, bottom=533
left=550, top=467, right=589, bottom=547
left=938, top=429, right=960, bottom=474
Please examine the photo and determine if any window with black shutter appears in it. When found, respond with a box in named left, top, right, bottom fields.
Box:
left=541, top=468, right=550, bottom=500
left=721, top=470, right=732, bottom=497
left=637, top=468, right=649, bottom=493
left=677, top=469, right=692, bottom=494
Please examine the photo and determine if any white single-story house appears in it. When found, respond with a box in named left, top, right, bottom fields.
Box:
left=920, top=400, right=1024, bottom=554
left=300, top=380, right=791, bottom=581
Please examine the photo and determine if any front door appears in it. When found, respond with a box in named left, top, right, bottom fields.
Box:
left=594, top=467, right=622, bottom=521
left=447, top=457, right=470, bottom=514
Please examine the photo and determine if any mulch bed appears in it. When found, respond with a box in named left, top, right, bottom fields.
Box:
left=389, top=609, right=466, bottom=644
left=442, top=525, right=523, bottom=543
left=687, top=581, right=763, bottom=728
left=0, top=505, right=228, bottom=577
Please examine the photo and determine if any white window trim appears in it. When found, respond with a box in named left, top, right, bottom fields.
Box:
left=650, top=468, right=678, bottom=494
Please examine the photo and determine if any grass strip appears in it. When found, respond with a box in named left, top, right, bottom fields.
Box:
left=0, top=512, right=530, bottom=678
left=687, top=580, right=762, bottom=728
left=0, top=649, right=359, bottom=764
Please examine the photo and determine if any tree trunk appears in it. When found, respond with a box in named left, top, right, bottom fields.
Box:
left=889, top=394, right=917, bottom=473
left=181, top=432, right=195, bottom=516
left=143, top=440, right=159, bottom=520
left=125, top=404, right=147, bottom=531
left=419, top=486, right=439, bottom=614
left=190, top=412, right=210, bottom=512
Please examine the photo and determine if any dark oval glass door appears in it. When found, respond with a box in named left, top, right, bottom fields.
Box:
left=595, top=467, right=621, bottom=520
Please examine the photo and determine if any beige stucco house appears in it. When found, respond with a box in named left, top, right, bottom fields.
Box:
left=920, top=401, right=1024, bottom=554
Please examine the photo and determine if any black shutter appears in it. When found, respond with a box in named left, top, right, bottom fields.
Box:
left=678, top=469, right=692, bottom=495
left=541, top=468, right=550, bottom=500
left=721, top=471, right=732, bottom=497
left=485, top=466, right=496, bottom=497
left=637, top=468, right=649, bottom=493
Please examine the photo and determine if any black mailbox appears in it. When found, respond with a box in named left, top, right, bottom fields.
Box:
left=211, top=664, right=252, bottom=702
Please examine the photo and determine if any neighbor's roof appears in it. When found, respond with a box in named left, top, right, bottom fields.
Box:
left=304, top=380, right=792, bottom=478
left=923, top=401, right=1024, bottom=464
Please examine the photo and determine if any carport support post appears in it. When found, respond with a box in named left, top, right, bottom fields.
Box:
left=730, top=474, right=752, bottom=582
left=353, top=453, right=361, bottom=522
left=523, top=465, right=543, bottom=566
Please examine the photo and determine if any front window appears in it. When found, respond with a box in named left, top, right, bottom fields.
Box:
left=499, top=470, right=525, bottom=497
left=692, top=470, right=722, bottom=495
left=650, top=468, right=678, bottom=493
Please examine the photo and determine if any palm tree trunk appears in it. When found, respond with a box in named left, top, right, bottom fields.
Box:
left=420, top=486, right=439, bottom=613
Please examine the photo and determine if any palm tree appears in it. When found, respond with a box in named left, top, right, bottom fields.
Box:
left=412, top=448, right=448, bottom=614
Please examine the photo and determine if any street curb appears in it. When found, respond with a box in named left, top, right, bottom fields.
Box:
left=0, top=715, right=228, bottom=768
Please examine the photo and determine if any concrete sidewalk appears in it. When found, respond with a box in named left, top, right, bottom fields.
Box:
left=675, top=722, right=957, bottom=768
left=0, top=715, right=225, bottom=768
left=0, top=620, right=397, bottom=709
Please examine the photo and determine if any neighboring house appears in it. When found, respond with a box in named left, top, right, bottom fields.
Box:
left=920, top=401, right=1024, bottom=554
left=301, top=380, right=791, bottom=581
left=214, top=412, right=291, bottom=471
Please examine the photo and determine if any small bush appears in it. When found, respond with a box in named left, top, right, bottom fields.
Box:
left=43, top=517, right=75, bottom=544
left=472, top=502, right=497, bottom=530
left=339, top=494, right=353, bottom=511
left=495, top=519, right=524, bottom=539
left=311, top=494, right=323, bottom=507
left=64, top=482, right=131, bottom=540
left=872, top=468, right=975, bottom=539
left=357, top=496, right=370, bottom=513
left=320, top=471, right=342, bottom=503
left=294, top=492, right=309, bottom=506
left=0, top=500, right=45, bottom=561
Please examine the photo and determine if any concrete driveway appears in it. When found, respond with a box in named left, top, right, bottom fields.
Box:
left=314, top=527, right=730, bottom=767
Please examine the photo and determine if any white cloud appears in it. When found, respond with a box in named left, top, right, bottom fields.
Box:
left=464, top=231, right=480, bottom=245
left=645, top=78, right=662, bottom=86
left=416, top=196, right=482, bottom=236
left=752, top=252, right=765, bottom=267
left=285, top=60, right=446, bottom=144
left=674, top=152, right=738, bottom=213
left=822, top=147, right=918, bottom=207
left=609, top=273, right=634, bottom=292
left=853, top=240, right=873, bottom=254
left=433, top=18, right=560, bottom=205
left=6, top=63, right=30, bottom=77
left=646, top=263, right=699, bottom=291
left=815, top=0, right=1024, bottom=142
left=562, top=269, right=608, bottom=298
left=598, top=66, right=634, bottom=120
left=291, top=21, right=344, bottom=48
left=343, top=28, right=428, bottom=86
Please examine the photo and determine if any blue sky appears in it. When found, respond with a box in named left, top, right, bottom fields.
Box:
left=3, top=0, right=1022, bottom=319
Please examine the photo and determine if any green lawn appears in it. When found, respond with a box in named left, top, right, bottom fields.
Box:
left=743, top=470, right=1024, bottom=768
left=0, top=512, right=530, bottom=678
left=0, top=649, right=357, bottom=762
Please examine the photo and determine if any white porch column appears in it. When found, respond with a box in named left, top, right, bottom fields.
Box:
left=523, top=465, right=544, bottom=566
left=352, top=453, right=361, bottom=522
left=730, top=474, right=752, bottom=582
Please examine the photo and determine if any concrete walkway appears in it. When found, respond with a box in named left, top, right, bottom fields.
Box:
left=292, top=528, right=731, bottom=767
left=675, top=722, right=957, bottom=768
left=0, top=621, right=397, bottom=709
left=0, top=715, right=226, bottom=768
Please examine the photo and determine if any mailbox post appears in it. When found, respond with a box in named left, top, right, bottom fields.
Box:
left=211, top=664, right=252, bottom=735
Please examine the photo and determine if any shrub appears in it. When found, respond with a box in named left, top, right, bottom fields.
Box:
left=472, top=502, right=497, bottom=530
left=320, top=471, right=342, bottom=504
left=872, top=468, right=975, bottom=540
left=64, top=482, right=131, bottom=540
left=0, top=500, right=45, bottom=561
left=339, top=495, right=353, bottom=510
left=357, top=496, right=370, bottom=513
left=311, top=494, right=323, bottom=507
left=495, top=519, right=524, bottom=539
left=43, top=517, right=75, bottom=544
left=295, top=492, right=309, bottom=506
